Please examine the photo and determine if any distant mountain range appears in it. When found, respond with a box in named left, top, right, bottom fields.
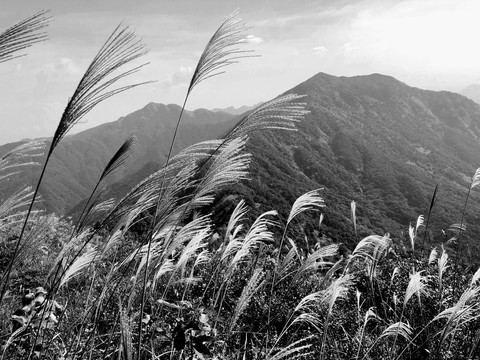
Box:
left=2, top=73, right=480, bottom=255
left=210, top=102, right=263, bottom=115
left=460, top=84, right=480, bottom=104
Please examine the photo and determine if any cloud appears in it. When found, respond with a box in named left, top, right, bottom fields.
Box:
left=36, top=57, right=81, bottom=87
left=159, top=66, right=193, bottom=89
left=342, top=43, right=355, bottom=55
left=245, top=35, right=264, bottom=44
left=312, top=46, right=328, bottom=55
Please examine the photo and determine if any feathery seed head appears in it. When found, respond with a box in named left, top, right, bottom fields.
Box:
left=470, top=168, right=480, bottom=190
left=429, top=247, right=438, bottom=265
left=404, top=271, right=430, bottom=308
left=287, top=189, right=325, bottom=225
left=51, top=24, right=150, bottom=151
left=379, top=322, right=413, bottom=342
left=0, top=10, right=50, bottom=63
left=188, top=9, right=255, bottom=95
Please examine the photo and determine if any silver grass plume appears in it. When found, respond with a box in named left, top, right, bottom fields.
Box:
left=290, top=244, right=339, bottom=286
left=266, top=336, right=313, bottom=360
left=470, top=168, right=480, bottom=190
left=100, top=134, right=137, bottom=182
left=189, top=137, right=251, bottom=210
left=0, top=11, right=50, bottom=63
left=409, top=215, right=424, bottom=251
left=277, top=239, right=300, bottom=283
left=77, top=135, right=137, bottom=229
left=403, top=271, right=429, bottom=308
left=107, top=160, right=193, bottom=225
left=471, top=267, right=480, bottom=287
left=408, top=225, right=414, bottom=251
left=351, top=200, right=357, bottom=235
left=0, top=187, right=34, bottom=222
left=50, top=25, right=149, bottom=152
left=321, top=274, right=354, bottom=317
left=415, top=214, right=424, bottom=232
left=225, top=94, right=309, bottom=141
left=224, top=199, right=249, bottom=242
left=390, top=267, right=400, bottom=288
left=366, top=238, right=389, bottom=284
left=433, top=285, right=480, bottom=347
left=7, top=214, right=55, bottom=270
left=80, top=197, right=116, bottom=231
left=438, top=245, right=449, bottom=300
left=429, top=247, right=439, bottom=265
left=163, top=10, right=253, bottom=167
left=290, top=292, right=323, bottom=332
left=0, top=140, right=46, bottom=181
left=379, top=321, right=413, bottom=342
left=174, top=226, right=211, bottom=278
left=287, top=189, right=325, bottom=226
left=226, top=210, right=278, bottom=275
left=110, top=138, right=228, bottom=225
left=58, top=247, right=97, bottom=288
left=349, top=234, right=391, bottom=263
left=46, top=229, right=90, bottom=282
left=187, top=9, right=253, bottom=95
left=162, top=215, right=212, bottom=264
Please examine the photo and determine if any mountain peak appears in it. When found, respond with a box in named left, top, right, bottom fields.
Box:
left=308, top=72, right=405, bottom=87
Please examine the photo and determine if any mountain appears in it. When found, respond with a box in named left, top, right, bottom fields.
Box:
left=235, top=72, right=480, bottom=250
left=460, top=84, right=480, bottom=104
left=91, top=72, right=480, bottom=256
left=210, top=102, right=263, bottom=115
left=4, top=72, right=480, bottom=257
left=0, top=103, right=236, bottom=213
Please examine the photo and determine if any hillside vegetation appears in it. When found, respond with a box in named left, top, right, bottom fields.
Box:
left=1, top=9, right=480, bottom=360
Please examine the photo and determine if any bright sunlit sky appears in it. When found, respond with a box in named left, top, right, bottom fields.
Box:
left=1, top=0, right=480, bottom=145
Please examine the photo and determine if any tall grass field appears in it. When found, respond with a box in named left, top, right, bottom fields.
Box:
left=1, top=10, right=480, bottom=360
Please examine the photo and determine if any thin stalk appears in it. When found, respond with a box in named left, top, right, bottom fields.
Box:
left=136, top=96, right=188, bottom=359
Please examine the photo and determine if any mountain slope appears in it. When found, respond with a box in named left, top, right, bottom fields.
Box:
left=0, top=103, right=236, bottom=213
left=229, top=73, right=480, bottom=250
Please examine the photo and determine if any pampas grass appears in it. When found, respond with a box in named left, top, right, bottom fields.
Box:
left=0, top=22, right=149, bottom=307
left=4, top=8, right=480, bottom=360
left=0, top=11, right=50, bottom=63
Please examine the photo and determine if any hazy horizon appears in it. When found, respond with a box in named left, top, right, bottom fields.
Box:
left=1, top=0, right=480, bottom=145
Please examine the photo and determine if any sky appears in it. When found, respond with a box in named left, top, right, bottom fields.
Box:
left=1, top=0, right=480, bottom=145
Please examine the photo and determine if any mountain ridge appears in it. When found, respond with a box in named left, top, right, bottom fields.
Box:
left=3, top=72, right=480, bottom=255
left=0, top=103, right=237, bottom=213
